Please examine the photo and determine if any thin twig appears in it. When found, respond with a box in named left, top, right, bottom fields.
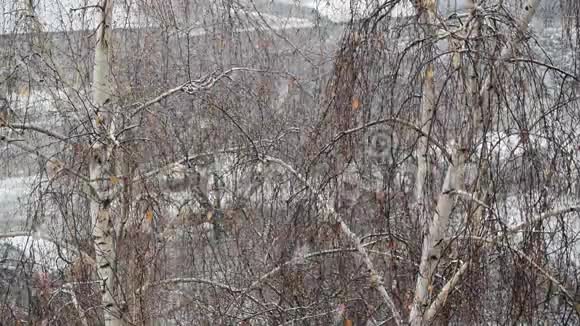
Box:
left=263, top=155, right=403, bottom=326
left=130, top=67, right=265, bottom=117
left=506, top=206, right=580, bottom=235
left=8, top=123, right=69, bottom=141
left=140, top=277, right=242, bottom=294
left=0, top=136, right=100, bottom=201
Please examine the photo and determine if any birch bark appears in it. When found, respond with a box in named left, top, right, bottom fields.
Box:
left=89, top=1, right=125, bottom=325
left=409, top=145, right=465, bottom=326
left=408, top=1, right=543, bottom=324
left=415, top=0, right=438, bottom=231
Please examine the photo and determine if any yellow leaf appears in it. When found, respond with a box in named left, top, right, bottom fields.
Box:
left=18, top=86, right=29, bottom=97
left=344, top=319, right=353, bottom=326
left=47, top=160, right=64, bottom=179
left=369, top=272, right=379, bottom=288
left=145, top=210, right=154, bottom=222
left=425, top=66, right=434, bottom=80
left=351, top=97, right=361, bottom=110
left=110, top=176, right=119, bottom=185
left=452, top=52, right=461, bottom=68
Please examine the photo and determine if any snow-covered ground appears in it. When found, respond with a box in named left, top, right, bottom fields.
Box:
left=0, top=233, right=72, bottom=273
left=496, top=193, right=580, bottom=268
left=1, top=0, right=317, bottom=36
left=278, top=0, right=415, bottom=22
left=0, top=176, right=35, bottom=231
left=1, top=0, right=154, bottom=34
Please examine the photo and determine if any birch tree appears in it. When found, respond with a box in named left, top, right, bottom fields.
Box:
left=1, top=0, right=580, bottom=325
left=89, top=1, right=125, bottom=325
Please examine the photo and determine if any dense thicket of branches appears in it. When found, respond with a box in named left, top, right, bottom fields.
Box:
left=0, top=0, right=579, bottom=325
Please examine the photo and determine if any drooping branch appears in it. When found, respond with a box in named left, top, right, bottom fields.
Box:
left=408, top=0, right=546, bottom=323
left=0, top=135, right=100, bottom=201
left=263, top=155, right=404, bottom=325
left=506, top=58, right=579, bottom=82
left=477, top=0, right=542, bottom=100
left=456, top=236, right=576, bottom=304
left=317, top=117, right=452, bottom=163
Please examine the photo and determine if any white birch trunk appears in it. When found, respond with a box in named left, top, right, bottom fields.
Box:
left=414, top=0, right=438, bottom=230
left=409, top=145, right=464, bottom=325
left=408, top=1, right=542, bottom=324
left=90, top=1, right=125, bottom=325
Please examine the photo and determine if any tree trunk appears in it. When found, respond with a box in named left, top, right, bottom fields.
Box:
left=90, top=1, right=125, bottom=325
left=409, top=145, right=464, bottom=326
left=409, top=1, right=543, bottom=324
left=414, top=0, right=438, bottom=233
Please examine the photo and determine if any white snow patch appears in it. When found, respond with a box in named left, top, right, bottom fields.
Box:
left=0, top=176, right=35, bottom=228
left=474, top=131, right=549, bottom=163
left=278, top=0, right=415, bottom=23
left=2, top=0, right=154, bottom=34
left=2, top=1, right=315, bottom=35
left=182, top=8, right=315, bottom=37
left=0, top=235, right=72, bottom=273
left=496, top=193, right=580, bottom=268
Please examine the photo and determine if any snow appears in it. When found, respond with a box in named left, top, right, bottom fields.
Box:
left=474, top=131, right=549, bottom=163
left=184, top=10, right=315, bottom=37
left=233, top=9, right=316, bottom=30
left=6, top=88, right=90, bottom=130
left=496, top=193, right=580, bottom=268
left=1, top=0, right=315, bottom=35
left=1, top=0, right=154, bottom=34
left=9, top=88, right=63, bottom=112
left=277, top=0, right=415, bottom=23
left=0, top=176, right=35, bottom=229
left=0, top=234, right=72, bottom=273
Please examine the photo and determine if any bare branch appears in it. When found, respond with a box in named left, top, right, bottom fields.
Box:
left=263, top=155, right=404, bottom=326
left=0, top=135, right=100, bottom=201
left=134, top=143, right=269, bottom=183
left=0, top=231, right=92, bottom=265
left=318, top=117, right=453, bottom=163
left=130, top=67, right=266, bottom=117
left=424, top=261, right=470, bottom=323
left=62, top=283, right=90, bottom=326
left=451, top=189, right=491, bottom=210
left=141, top=277, right=242, bottom=293
left=506, top=206, right=580, bottom=235
left=8, top=123, right=69, bottom=141
left=507, top=58, right=579, bottom=82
